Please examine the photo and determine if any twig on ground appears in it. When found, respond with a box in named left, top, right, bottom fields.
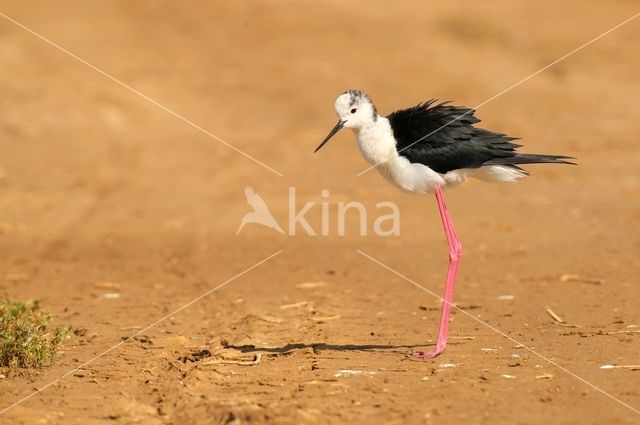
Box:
left=203, top=353, right=262, bottom=366
left=280, top=301, right=310, bottom=309
left=546, top=308, right=564, bottom=323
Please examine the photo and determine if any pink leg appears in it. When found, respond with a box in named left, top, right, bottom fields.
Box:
left=413, top=186, right=462, bottom=359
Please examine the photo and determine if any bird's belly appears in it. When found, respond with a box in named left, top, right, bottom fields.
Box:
left=377, top=157, right=446, bottom=195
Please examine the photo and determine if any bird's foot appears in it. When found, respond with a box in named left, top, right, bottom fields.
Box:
left=410, top=349, right=444, bottom=361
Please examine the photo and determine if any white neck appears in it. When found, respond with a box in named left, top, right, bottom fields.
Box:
left=354, top=116, right=398, bottom=166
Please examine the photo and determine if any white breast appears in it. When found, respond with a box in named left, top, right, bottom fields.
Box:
left=355, top=117, right=445, bottom=194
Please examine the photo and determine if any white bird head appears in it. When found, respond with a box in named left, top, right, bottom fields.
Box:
left=315, top=90, right=378, bottom=153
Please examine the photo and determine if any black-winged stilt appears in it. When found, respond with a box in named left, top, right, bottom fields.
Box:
left=314, top=90, right=574, bottom=359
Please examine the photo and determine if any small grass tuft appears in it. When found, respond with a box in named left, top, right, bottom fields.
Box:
left=0, top=299, right=70, bottom=369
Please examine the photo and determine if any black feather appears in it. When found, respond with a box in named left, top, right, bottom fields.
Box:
left=387, top=101, right=575, bottom=173
left=485, top=153, right=576, bottom=166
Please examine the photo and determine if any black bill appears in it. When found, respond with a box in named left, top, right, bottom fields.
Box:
left=314, top=119, right=346, bottom=153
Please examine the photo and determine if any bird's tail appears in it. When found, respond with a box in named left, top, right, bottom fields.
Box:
left=486, top=153, right=576, bottom=166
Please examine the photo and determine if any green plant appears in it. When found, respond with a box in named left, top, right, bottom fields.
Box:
left=0, top=299, right=70, bottom=369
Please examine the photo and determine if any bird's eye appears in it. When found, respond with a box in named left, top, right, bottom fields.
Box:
left=351, top=108, right=357, bottom=114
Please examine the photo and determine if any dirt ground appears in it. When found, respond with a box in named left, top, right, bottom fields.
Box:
left=1, top=1, right=639, bottom=424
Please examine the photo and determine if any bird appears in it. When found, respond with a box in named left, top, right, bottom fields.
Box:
left=314, top=90, right=574, bottom=359
left=236, top=186, right=285, bottom=235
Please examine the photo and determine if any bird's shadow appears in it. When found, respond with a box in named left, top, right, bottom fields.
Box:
left=224, top=342, right=433, bottom=354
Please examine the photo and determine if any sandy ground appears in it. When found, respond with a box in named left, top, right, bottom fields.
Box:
left=1, top=1, right=639, bottom=424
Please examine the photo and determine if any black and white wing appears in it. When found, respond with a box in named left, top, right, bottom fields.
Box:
left=387, top=100, right=520, bottom=173
left=387, top=101, right=573, bottom=174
